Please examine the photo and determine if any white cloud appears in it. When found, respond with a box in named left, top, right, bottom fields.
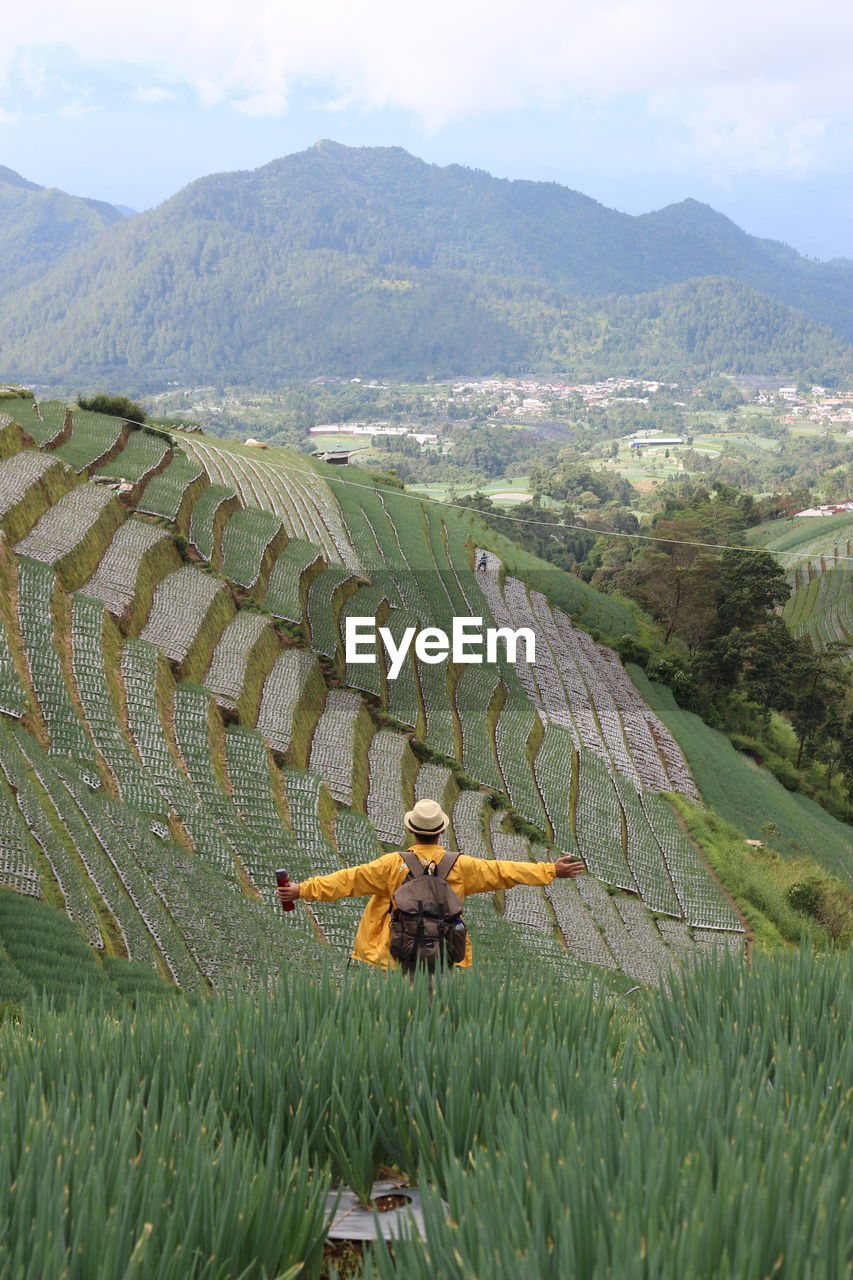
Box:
left=231, top=90, right=289, bottom=117
left=1, top=1, right=851, bottom=174
left=133, top=85, right=175, bottom=104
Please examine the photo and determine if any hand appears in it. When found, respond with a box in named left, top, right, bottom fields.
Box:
left=554, top=856, right=585, bottom=879
left=277, top=882, right=301, bottom=902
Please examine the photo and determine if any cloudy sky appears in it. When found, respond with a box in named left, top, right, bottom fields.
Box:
left=1, top=0, right=851, bottom=258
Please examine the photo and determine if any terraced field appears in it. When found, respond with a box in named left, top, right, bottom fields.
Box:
left=783, top=565, right=852, bottom=650
left=746, top=511, right=853, bottom=573
left=0, top=396, right=764, bottom=992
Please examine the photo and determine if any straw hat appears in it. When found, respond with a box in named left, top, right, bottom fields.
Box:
left=403, top=798, right=450, bottom=836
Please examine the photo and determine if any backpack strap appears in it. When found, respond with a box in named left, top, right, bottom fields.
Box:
left=399, top=850, right=428, bottom=879
left=435, top=851, right=460, bottom=881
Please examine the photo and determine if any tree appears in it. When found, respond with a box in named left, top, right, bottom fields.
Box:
left=626, top=517, right=722, bottom=647
left=715, top=549, right=791, bottom=634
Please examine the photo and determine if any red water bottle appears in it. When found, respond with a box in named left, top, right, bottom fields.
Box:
left=275, top=868, right=296, bottom=912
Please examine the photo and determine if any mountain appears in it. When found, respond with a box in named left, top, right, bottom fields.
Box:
left=0, top=165, right=126, bottom=294
left=639, top=198, right=853, bottom=339
left=0, top=143, right=850, bottom=385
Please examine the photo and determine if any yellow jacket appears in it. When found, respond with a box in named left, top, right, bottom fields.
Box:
left=299, top=842, right=556, bottom=968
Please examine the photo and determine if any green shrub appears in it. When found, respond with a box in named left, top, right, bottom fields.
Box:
left=77, top=394, right=147, bottom=423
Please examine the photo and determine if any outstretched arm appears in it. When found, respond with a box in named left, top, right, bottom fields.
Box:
left=459, top=853, right=584, bottom=895
left=277, top=854, right=399, bottom=905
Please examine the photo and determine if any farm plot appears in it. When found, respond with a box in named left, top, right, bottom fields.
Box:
left=70, top=597, right=162, bottom=813
left=367, top=730, right=416, bottom=845
left=490, top=825, right=588, bottom=974
left=642, top=792, right=743, bottom=931
left=610, top=773, right=681, bottom=917
left=414, top=761, right=456, bottom=815
left=121, top=640, right=237, bottom=875
left=482, top=551, right=697, bottom=799
left=331, top=480, right=425, bottom=614
left=5, top=398, right=69, bottom=447
left=173, top=684, right=288, bottom=891
left=613, top=894, right=680, bottom=978
left=693, top=929, right=747, bottom=959
left=546, top=876, right=617, bottom=970
left=139, top=565, right=232, bottom=669
left=15, top=484, right=121, bottom=577
left=0, top=764, right=41, bottom=896
left=136, top=449, right=206, bottom=523
left=450, top=790, right=492, bottom=860
left=52, top=411, right=127, bottom=473
left=493, top=696, right=549, bottom=831
left=587, top=644, right=686, bottom=793
left=17, top=557, right=98, bottom=768
left=491, top=815, right=553, bottom=932
left=551, top=614, right=639, bottom=781
left=184, top=437, right=357, bottom=567
left=0, top=450, right=74, bottom=545
left=334, top=807, right=384, bottom=868
left=309, top=689, right=364, bottom=804
left=784, top=566, right=852, bottom=650
left=203, top=611, right=276, bottom=713
left=575, top=874, right=670, bottom=985
left=78, top=518, right=174, bottom=620
left=0, top=588, right=27, bottom=718
left=454, top=665, right=504, bottom=790
left=264, top=538, right=324, bottom=622
left=123, top=806, right=327, bottom=986
left=95, top=430, right=170, bottom=484
left=281, top=767, right=362, bottom=952
left=0, top=720, right=102, bottom=945
left=341, top=585, right=390, bottom=698
left=656, top=917, right=700, bottom=959
left=306, top=567, right=358, bottom=658
left=473, top=558, right=543, bottom=710
left=188, top=484, right=239, bottom=564
left=224, top=726, right=316, bottom=934
left=219, top=507, right=286, bottom=593
left=51, top=758, right=201, bottom=987
left=11, top=729, right=158, bottom=967
left=256, top=648, right=322, bottom=756
left=533, top=724, right=579, bottom=854
left=0, top=449, right=55, bottom=507
left=574, top=750, right=638, bottom=892
left=381, top=606, right=423, bottom=729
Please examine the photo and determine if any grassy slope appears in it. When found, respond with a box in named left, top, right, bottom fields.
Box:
left=744, top=511, right=853, bottom=564
left=317, top=459, right=639, bottom=640
left=628, top=664, right=852, bottom=884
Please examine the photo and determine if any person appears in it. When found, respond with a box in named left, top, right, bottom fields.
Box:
left=477, top=551, right=488, bottom=573
left=276, top=798, right=585, bottom=969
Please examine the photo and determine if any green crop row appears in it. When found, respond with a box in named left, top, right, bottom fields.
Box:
left=3, top=397, right=69, bottom=447
left=0, top=949, right=848, bottom=1279
left=784, top=566, right=852, bottom=650
left=219, top=507, right=287, bottom=592
left=95, top=429, right=170, bottom=483
left=52, top=410, right=128, bottom=474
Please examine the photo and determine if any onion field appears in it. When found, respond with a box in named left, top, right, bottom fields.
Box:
left=0, top=951, right=848, bottom=1279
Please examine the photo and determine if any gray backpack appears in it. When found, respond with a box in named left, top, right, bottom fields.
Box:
left=389, top=851, right=467, bottom=972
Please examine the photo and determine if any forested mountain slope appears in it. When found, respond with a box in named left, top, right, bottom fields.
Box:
left=0, top=144, right=850, bottom=384
left=0, top=165, right=125, bottom=295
